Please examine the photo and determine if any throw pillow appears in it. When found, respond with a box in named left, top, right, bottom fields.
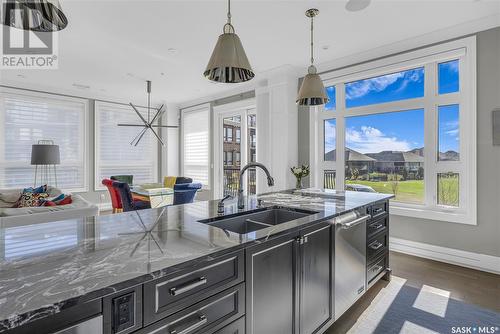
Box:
left=40, top=193, right=65, bottom=205
left=18, top=192, right=49, bottom=207
left=22, top=185, right=48, bottom=194
left=55, top=195, right=72, bottom=205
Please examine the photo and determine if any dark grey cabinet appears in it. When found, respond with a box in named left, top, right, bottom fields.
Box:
left=246, top=222, right=334, bottom=334
left=245, top=232, right=298, bottom=334
left=299, top=223, right=333, bottom=334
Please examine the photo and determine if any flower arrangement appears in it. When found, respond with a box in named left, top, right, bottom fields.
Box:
left=290, top=165, right=310, bottom=189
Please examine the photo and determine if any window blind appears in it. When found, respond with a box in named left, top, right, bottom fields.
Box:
left=95, top=101, right=158, bottom=189
left=0, top=90, right=87, bottom=191
left=182, top=107, right=210, bottom=187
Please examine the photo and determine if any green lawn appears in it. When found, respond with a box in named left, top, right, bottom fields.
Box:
left=346, top=179, right=424, bottom=204
left=346, top=176, right=459, bottom=206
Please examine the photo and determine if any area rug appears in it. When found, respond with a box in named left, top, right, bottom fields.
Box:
left=347, top=276, right=500, bottom=334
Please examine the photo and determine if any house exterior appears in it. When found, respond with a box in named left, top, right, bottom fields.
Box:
left=366, top=151, right=424, bottom=174
left=325, top=149, right=425, bottom=179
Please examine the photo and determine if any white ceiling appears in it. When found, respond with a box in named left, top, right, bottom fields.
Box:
left=1, top=0, right=499, bottom=105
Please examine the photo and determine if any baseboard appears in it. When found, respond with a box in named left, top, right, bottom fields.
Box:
left=96, top=202, right=112, bottom=212
left=390, top=237, right=500, bottom=275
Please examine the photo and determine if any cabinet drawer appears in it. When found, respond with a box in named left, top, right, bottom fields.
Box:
left=137, top=284, right=245, bottom=334
left=214, top=317, right=245, bottom=334
left=367, top=254, right=387, bottom=284
left=367, top=216, right=387, bottom=238
left=367, top=232, right=388, bottom=263
left=144, top=250, right=244, bottom=324
left=370, top=201, right=388, bottom=219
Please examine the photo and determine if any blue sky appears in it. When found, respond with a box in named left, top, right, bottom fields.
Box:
left=324, top=61, right=459, bottom=154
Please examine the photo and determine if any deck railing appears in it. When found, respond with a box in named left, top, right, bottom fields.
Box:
left=223, top=167, right=256, bottom=197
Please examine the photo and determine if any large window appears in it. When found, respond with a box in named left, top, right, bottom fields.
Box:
left=181, top=105, right=210, bottom=188
left=0, top=89, right=87, bottom=192
left=95, top=101, right=158, bottom=189
left=310, top=37, right=476, bottom=224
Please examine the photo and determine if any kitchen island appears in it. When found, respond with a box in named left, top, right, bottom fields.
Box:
left=0, top=189, right=392, bottom=334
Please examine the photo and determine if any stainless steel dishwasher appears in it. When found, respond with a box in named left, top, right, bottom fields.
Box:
left=334, top=210, right=371, bottom=320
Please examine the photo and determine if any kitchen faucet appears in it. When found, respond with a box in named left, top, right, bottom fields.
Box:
left=238, top=162, right=274, bottom=209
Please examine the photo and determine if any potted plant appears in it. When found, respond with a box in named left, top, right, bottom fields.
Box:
left=290, top=165, right=310, bottom=189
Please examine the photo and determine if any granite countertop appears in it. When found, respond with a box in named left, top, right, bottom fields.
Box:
left=0, top=189, right=392, bottom=332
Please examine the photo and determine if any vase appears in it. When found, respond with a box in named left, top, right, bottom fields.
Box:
left=295, top=178, right=303, bottom=189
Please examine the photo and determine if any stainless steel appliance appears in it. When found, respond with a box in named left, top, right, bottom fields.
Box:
left=53, top=315, right=103, bottom=334
left=334, top=210, right=370, bottom=320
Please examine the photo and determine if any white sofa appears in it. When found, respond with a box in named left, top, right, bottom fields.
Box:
left=0, top=187, right=98, bottom=225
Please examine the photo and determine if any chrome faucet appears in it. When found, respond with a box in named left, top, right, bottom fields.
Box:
left=238, top=162, right=274, bottom=209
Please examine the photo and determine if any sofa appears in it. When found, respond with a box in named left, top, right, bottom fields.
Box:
left=0, top=187, right=98, bottom=225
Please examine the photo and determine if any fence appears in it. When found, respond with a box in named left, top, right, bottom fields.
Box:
left=223, top=167, right=256, bottom=197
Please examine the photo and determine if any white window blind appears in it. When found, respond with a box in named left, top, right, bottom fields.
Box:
left=182, top=106, right=210, bottom=188
left=95, top=101, right=158, bottom=189
left=0, top=89, right=87, bottom=191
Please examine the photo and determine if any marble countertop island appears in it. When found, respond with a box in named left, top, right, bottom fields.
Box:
left=0, top=189, right=392, bottom=332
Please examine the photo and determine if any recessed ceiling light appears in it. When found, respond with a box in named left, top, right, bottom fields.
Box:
left=160, top=72, right=165, bottom=76
left=72, top=83, right=90, bottom=89
left=167, top=48, right=178, bottom=55
left=322, top=45, right=330, bottom=50
left=17, top=74, right=26, bottom=78
left=345, top=0, right=371, bottom=12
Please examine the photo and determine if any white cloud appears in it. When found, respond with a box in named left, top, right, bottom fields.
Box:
left=346, top=126, right=412, bottom=153
left=443, top=120, right=459, bottom=138
left=324, top=120, right=336, bottom=152
left=441, top=60, right=459, bottom=73
left=345, top=69, right=423, bottom=100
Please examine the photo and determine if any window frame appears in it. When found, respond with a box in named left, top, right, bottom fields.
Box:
left=309, top=36, right=476, bottom=225
left=181, top=103, right=211, bottom=190
left=0, top=87, right=89, bottom=193
left=94, top=101, right=159, bottom=191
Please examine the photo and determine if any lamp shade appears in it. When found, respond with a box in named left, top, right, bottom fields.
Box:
left=204, top=32, right=255, bottom=83
left=31, top=144, right=60, bottom=165
left=296, top=65, right=329, bottom=106
left=2, top=0, right=68, bottom=32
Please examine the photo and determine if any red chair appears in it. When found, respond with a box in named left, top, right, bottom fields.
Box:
left=102, top=179, right=123, bottom=213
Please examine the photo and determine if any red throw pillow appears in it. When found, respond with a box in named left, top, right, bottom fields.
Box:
left=56, top=195, right=72, bottom=205
left=44, top=201, right=57, bottom=206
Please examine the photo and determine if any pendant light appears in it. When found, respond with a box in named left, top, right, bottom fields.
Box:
left=204, top=0, right=254, bottom=83
left=296, top=8, right=329, bottom=106
left=1, top=0, right=68, bottom=32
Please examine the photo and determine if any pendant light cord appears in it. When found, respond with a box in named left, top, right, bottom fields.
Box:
left=310, top=15, right=314, bottom=65
left=223, top=0, right=234, bottom=33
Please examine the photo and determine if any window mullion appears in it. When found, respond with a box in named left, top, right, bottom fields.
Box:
left=424, top=63, right=438, bottom=208
left=336, top=83, right=346, bottom=191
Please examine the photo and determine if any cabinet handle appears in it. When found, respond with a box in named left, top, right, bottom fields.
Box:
left=169, top=277, right=207, bottom=296
left=169, top=315, right=207, bottom=334
left=373, top=207, right=384, bottom=214
left=371, top=223, right=384, bottom=230
left=340, top=215, right=370, bottom=229
left=369, top=241, right=383, bottom=250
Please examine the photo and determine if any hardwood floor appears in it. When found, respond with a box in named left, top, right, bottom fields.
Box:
left=326, top=251, right=500, bottom=334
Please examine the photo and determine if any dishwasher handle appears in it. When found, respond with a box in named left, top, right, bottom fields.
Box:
left=339, top=214, right=370, bottom=229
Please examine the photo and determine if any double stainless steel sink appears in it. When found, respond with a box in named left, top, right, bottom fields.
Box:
left=198, top=207, right=317, bottom=234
